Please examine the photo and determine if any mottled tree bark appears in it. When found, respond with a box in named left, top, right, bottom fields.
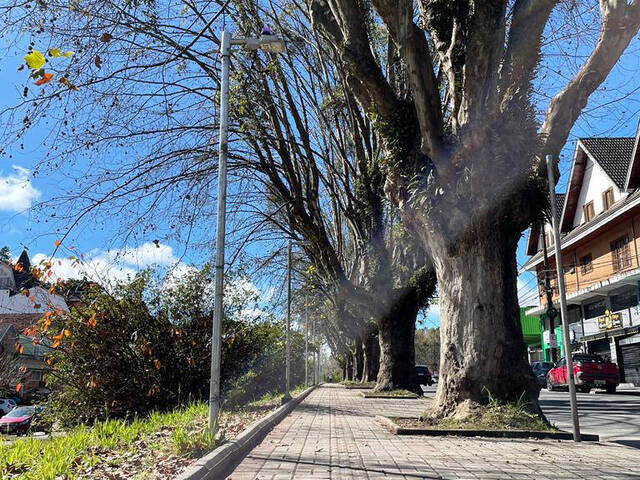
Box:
left=354, top=335, right=364, bottom=381
left=429, top=223, right=540, bottom=416
left=375, top=291, right=421, bottom=393
left=366, top=330, right=380, bottom=382
left=345, top=355, right=353, bottom=381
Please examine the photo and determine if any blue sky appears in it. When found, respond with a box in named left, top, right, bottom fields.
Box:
left=2, top=8, right=640, bottom=328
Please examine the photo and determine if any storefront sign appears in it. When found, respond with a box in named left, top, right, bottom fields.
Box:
left=598, top=310, right=622, bottom=331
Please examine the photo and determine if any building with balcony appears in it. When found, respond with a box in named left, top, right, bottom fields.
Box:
left=523, top=132, right=640, bottom=386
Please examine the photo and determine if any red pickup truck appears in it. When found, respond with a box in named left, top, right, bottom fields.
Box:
left=547, top=354, right=619, bottom=394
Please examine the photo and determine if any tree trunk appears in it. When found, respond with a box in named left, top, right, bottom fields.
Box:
left=429, top=226, right=540, bottom=417
left=345, top=355, right=353, bottom=381
left=361, top=336, right=369, bottom=383
left=354, top=336, right=364, bottom=381
left=365, top=324, right=380, bottom=381
left=376, top=291, right=421, bottom=393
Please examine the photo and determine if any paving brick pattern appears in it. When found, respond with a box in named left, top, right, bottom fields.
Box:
left=227, top=385, right=639, bottom=479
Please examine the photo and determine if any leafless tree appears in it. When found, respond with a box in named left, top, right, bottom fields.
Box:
left=308, top=0, right=640, bottom=416
left=227, top=1, right=436, bottom=390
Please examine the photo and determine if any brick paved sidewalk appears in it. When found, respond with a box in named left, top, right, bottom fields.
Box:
left=227, top=385, right=639, bottom=479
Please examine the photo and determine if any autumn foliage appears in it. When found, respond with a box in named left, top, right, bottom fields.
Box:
left=43, top=267, right=304, bottom=426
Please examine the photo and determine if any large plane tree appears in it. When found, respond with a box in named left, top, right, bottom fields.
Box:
left=309, top=0, right=640, bottom=416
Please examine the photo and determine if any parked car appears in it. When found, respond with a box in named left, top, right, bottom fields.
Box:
left=415, top=365, right=434, bottom=386
left=0, top=398, right=16, bottom=415
left=0, top=405, right=48, bottom=435
left=547, top=354, right=619, bottom=394
left=530, top=361, right=554, bottom=387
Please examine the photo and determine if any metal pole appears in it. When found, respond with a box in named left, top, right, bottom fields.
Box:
left=209, top=29, right=231, bottom=433
left=283, top=239, right=292, bottom=402
left=311, top=318, right=316, bottom=384
left=546, top=154, right=581, bottom=442
left=304, top=306, right=309, bottom=387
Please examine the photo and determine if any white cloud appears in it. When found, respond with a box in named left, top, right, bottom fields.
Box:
left=30, top=242, right=182, bottom=288
left=104, top=242, right=178, bottom=267
left=32, top=252, right=137, bottom=286
left=0, top=166, right=41, bottom=212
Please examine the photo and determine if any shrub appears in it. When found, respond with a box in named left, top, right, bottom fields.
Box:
left=43, top=266, right=304, bottom=426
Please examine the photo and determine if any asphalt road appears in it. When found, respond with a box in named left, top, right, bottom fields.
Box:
left=422, top=385, right=640, bottom=448
left=539, top=389, right=640, bottom=447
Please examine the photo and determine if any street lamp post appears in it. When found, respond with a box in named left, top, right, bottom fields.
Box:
left=546, top=154, right=581, bottom=442
left=304, top=304, right=309, bottom=387
left=283, top=239, right=292, bottom=403
left=209, top=28, right=285, bottom=433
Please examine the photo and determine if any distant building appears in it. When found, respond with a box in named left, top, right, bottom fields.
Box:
left=523, top=131, right=640, bottom=386
left=0, top=250, right=68, bottom=396
left=520, top=308, right=542, bottom=362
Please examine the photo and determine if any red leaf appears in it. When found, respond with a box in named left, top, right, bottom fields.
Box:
left=34, top=73, right=53, bottom=86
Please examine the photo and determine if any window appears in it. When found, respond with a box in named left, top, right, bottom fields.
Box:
left=583, top=201, right=595, bottom=222
left=579, top=253, right=593, bottom=274
left=611, top=235, right=632, bottom=272
left=573, top=355, right=604, bottom=364
left=611, top=290, right=638, bottom=311
left=585, top=299, right=606, bottom=318
left=602, top=188, right=614, bottom=211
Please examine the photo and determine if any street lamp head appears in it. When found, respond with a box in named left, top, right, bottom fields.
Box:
left=259, top=34, right=286, bottom=53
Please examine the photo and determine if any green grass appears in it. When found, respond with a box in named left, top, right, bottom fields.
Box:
left=362, top=389, right=419, bottom=398
left=0, top=386, right=313, bottom=479
left=341, top=381, right=376, bottom=389
left=419, top=394, right=555, bottom=432
left=0, top=402, right=216, bottom=480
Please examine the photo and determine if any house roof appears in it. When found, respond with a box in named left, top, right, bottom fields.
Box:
left=579, top=137, right=635, bottom=189
left=10, top=250, right=37, bottom=292
left=525, top=193, right=566, bottom=256
left=552, top=193, right=565, bottom=222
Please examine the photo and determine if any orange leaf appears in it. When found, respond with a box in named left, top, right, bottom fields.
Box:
left=52, top=338, right=61, bottom=349
left=41, top=317, right=52, bottom=332
left=34, top=72, right=53, bottom=86
left=87, top=313, right=97, bottom=328
left=15, top=383, right=22, bottom=393
left=46, top=356, right=53, bottom=365
left=54, top=240, right=60, bottom=247
left=154, top=359, right=161, bottom=370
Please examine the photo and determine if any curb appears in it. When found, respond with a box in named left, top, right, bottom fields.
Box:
left=376, top=416, right=600, bottom=442
left=176, top=385, right=318, bottom=480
